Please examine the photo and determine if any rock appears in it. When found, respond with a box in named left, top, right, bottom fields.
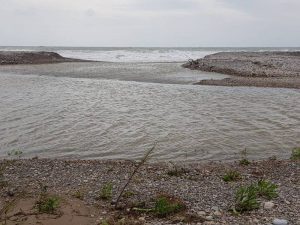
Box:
left=138, top=217, right=145, bottom=221
left=205, top=215, right=213, bottom=221
left=203, top=222, right=216, bottom=225
left=273, top=218, right=288, bottom=225
left=211, top=206, right=219, bottom=211
left=7, top=188, right=15, bottom=197
left=213, top=210, right=222, bottom=217
left=264, top=201, right=275, bottom=209
left=251, top=218, right=260, bottom=224
left=198, top=211, right=206, bottom=216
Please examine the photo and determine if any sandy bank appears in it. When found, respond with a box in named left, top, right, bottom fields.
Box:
left=1, top=158, right=299, bottom=224
left=183, top=52, right=300, bottom=89
left=0, top=51, right=91, bottom=65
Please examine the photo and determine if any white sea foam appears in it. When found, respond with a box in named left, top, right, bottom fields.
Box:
left=56, top=49, right=216, bottom=62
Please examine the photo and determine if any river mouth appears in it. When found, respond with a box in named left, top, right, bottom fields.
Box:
left=0, top=62, right=229, bottom=84
left=0, top=61, right=299, bottom=162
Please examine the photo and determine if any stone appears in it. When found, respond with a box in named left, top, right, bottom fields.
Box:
left=138, top=217, right=145, bottom=221
left=213, top=210, right=222, bottom=217
left=7, top=188, right=15, bottom=197
left=205, top=215, right=213, bottom=221
left=211, top=206, right=219, bottom=211
left=273, top=218, right=288, bottom=225
left=198, top=211, right=206, bottom=216
left=264, top=201, right=275, bottom=209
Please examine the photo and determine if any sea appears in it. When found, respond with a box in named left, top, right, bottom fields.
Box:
left=0, top=47, right=299, bottom=161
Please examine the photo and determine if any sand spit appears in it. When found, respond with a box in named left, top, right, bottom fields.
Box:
left=0, top=158, right=299, bottom=224
left=183, top=52, right=300, bottom=88
left=0, top=51, right=91, bottom=65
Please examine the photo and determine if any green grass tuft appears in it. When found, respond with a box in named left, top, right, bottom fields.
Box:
left=223, top=170, right=241, bottom=182
left=291, top=147, right=300, bottom=160
left=37, top=196, right=60, bottom=214
left=73, top=190, right=84, bottom=200
left=256, top=180, right=278, bottom=200
left=123, top=191, right=135, bottom=198
left=99, top=183, right=113, bottom=200
left=235, top=185, right=259, bottom=212
left=154, top=195, right=186, bottom=217
left=239, top=158, right=251, bottom=166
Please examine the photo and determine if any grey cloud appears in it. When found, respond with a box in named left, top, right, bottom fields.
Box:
left=0, top=0, right=299, bottom=46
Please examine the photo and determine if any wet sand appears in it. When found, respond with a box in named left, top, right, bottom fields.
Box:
left=183, top=52, right=300, bottom=89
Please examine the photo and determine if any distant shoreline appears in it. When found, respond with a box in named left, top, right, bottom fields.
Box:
left=183, top=51, right=300, bottom=89
left=0, top=51, right=93, bottom=65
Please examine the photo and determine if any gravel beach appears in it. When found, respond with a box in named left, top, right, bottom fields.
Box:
left=0, top=51, right=90, bottom=65
left=183, top=52, right=300, bottom=89
left=1, top=158, right=299, bottom=225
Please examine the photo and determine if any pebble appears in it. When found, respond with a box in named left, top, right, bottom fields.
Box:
left=213, top=210, right=222, bottom=217
left=205, top=215, right=213, bottom=221
left=211, top=206, right=219, bottom=211
left=273, top=218, right=288, bottom=225
left=138, top=217, right=145, bottom=221
left=198, top=211, right=206, bottom=216
left=264, top=201, right=275, bottom=209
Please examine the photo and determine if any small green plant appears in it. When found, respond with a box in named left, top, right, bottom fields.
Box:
left=154, top=195, right=186, bottom=217
left=101, top=220, right=109, bottom=225
left=256, top=180, right=278, bottom=199
left=223, top=170, right=241, bottom=182
left=291, top=147, right=300, bottom=160
left=239, top=158, right=250, bottom=166
left=73, top=190, right=84, bottom=200
left=239, top=148, right=250, bottom=165
left=123, top=191, right=135, bottom=198
left=99, top=183, right=113, bottom=200
left=37, top=196, right=60, bottom=213
left=7, top=150, right=23, bottom=159
left=234, top=185, right=259, bottom=212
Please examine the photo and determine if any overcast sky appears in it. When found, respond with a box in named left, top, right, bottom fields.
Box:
left=1, top=0, right=299, bottom=47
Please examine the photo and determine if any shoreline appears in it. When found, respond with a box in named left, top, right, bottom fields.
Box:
left=0, top=51, right=92, bottom=65
left=183, top=52, right=300, bottom=89
left=1, top=158, right=299, bottom=224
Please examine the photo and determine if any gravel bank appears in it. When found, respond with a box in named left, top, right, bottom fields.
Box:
left=1, top=159, right=299, bottom=224
left=183, top=52, right=300, bottom=89
left=0, top=51, right=91, bottom=65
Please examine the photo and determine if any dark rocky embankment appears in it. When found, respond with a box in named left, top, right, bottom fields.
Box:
left=0, top=51, right=90, bottom=65
left=183, top=52, right=300, bottom=88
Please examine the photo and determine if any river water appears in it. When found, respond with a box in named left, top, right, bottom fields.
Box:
left=0, top=47, right=299, bottom=161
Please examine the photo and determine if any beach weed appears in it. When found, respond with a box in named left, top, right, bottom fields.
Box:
left=223, top=170, right=241, bottom=182
left=73, top=190, right=84, bottom=200
left=154, top=195, right=186, bottom=217
left=291, top=147, right=300, bottom=160
left=239, top=158, right=250, bottom=166
left=101, top=221, right=109, bottom=225
left=37, top=196, right=60, bottom=214
left=235, top=185, right=259, bottom=212
left=256, top=180, right=278, bottom=199
left=100, top=183, right=113, bottom=200
left=239, top=148, right=250, bottom=166
left=123, top=191, right=135, bottom=198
